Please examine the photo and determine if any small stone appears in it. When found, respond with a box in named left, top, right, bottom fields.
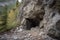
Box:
left=17, top=28, right=23, bottom=32
left=28, top=34, right=31, bottom=36
left=13, top=36, right=18, bottom=39
left=39, top=32, right=44, bottom=36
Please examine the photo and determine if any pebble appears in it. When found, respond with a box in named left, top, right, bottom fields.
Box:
left=17, top=28, right=23, bottom=32
left=13, top=36, right=18, bottom=39
left=28, top=33, right=31, bottom=36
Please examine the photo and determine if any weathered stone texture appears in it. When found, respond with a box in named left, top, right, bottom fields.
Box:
left=20, top=0, right=60, bottom=40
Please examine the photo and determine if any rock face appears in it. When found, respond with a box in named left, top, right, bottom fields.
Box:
left=20, top=0, right=60, bottom=40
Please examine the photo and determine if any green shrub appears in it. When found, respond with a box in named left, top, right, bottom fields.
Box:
left=0, top=0, right=19, bottom=32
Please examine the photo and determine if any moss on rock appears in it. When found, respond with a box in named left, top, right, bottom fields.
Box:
left=0, top=0, right=19, bottom=33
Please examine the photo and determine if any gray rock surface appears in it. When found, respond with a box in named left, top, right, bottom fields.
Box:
left=0, top=0, right=60, bottom=40
left=20, top=0, right=60, bottom=40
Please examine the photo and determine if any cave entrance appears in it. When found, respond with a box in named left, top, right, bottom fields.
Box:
left=25, top=18, right=40, bottom=30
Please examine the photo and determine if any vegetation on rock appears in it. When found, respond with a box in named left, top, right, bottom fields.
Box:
left=0, top=0, right=20, bottom=32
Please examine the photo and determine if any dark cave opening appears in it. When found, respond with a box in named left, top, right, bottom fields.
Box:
left=25, top=18, right=40, bottom=30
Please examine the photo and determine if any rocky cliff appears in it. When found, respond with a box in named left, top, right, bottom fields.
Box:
left=0, top=0, right=60, bottom=40
left=20, top=0, right=60, bottom=40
